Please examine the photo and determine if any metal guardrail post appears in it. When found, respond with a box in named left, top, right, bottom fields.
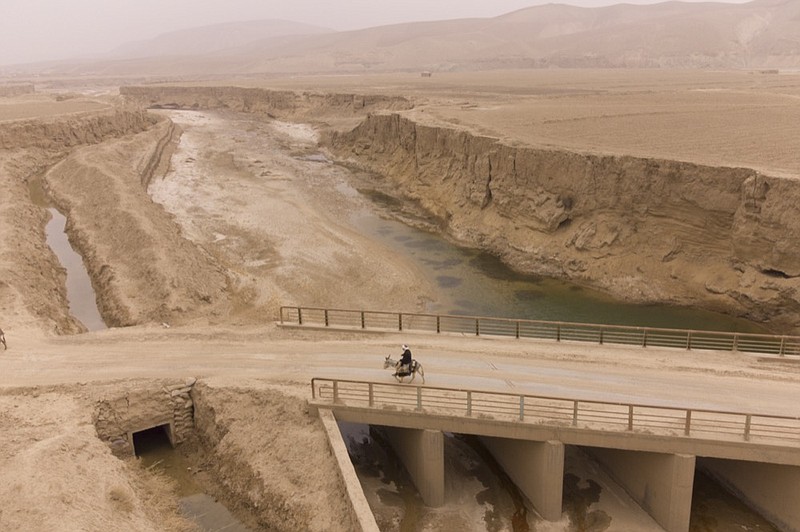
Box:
left=466, top=391, right=472, bottom=416
left=744, top=414, right=752, bottom=441
left=298, top=308, right=303, bottom=326
left=687, top=331, right=692, bottom=350
left=436, top=315, right=441, bottom=333
left=557, top=325, right=561, bottom=342
left=360, top=311, right=365, bottom=329
left=368, top=383, right=374, bottom=407
left=642, top=329, right=648, bottom=347
left=333, top=381, right=339, bottom=403
left=572, top=401, right=578, bottom=426
left=732, top=333, right=739, bottom=352
left=476, top=319, right=480, bottom=336
left=684, top=410, right=692, bottom=436
left=515, top=321, right=520, bottom=339
left=628, top=405, right=634, bottom=431
left=399, top=313, right=403, bottom=331
left=519, top=396, right=525, bottom=421
left=416, top=387, right=422, bottom=411
left=780, top=337, right=786, bottom=356
left=324, top=309, right=329, bottom=327
left=599, top=328, right=604, bottom=345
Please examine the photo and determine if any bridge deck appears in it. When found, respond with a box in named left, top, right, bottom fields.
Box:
left=311, top=378, right=800, bottom=466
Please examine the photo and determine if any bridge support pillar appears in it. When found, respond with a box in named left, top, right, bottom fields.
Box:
left=384, top=427, right=444, bottom=507
left=701, top=458, right=800, bottom=531
left=481, top=436, right=564, bottom=521
left=587, top=448, right=695, bottom=532
left=480, top=437, right=564, bottom=521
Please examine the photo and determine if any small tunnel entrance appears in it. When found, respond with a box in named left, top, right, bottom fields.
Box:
left=131, top=424, right=174, bottom=457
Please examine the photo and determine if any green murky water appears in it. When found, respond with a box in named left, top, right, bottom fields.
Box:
left=352, top=210, right=767, bottom=334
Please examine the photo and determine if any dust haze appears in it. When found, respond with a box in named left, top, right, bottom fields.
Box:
left=1, top=0, right=752, bottom=66
left=2, top=1, right=800, bottom=531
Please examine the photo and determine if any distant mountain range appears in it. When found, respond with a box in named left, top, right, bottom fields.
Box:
left=110, top=19, right=334, bottom=58
left=11, top=0, right=800, bottom=76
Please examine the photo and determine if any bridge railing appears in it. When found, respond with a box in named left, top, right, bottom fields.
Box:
left=311, top=378, right=800, bottom=447
left=281, top=306, right=800, bottom=356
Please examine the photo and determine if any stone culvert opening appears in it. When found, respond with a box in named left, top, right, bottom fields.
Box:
left=131, top=424, right=174, bottom=456
left=94, top=378, right=197, bottom=457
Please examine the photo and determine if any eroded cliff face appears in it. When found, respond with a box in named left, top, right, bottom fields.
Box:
left=328, top=113, right=800, bottom=332
left=120, top=85, right=413, bottom=122
left=0, top=108, right=156, bottom=150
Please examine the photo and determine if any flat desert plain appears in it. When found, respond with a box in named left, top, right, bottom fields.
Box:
left=234, top=69, right=800, bottom=176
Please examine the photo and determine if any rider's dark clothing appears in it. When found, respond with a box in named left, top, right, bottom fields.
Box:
left=400, top=348, right=412, bottom=371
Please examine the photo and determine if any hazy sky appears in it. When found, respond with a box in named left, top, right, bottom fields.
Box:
left=1, top=0, right=751, bottom=66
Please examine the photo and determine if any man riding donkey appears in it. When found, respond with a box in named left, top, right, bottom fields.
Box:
left=384, top=343, right=425, bottom=383
left=396, top=344, right=413, bottom=377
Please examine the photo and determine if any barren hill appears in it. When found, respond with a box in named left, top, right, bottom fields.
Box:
left=12, top=0, right=800, bottom=77
left=111, top=19, right=334, bottom=58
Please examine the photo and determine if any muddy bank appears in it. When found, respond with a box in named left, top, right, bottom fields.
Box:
left=43, top=118, right=232, bottom=328
left=327, top=113, right=800, bottom=332
left=191, top=382, right=359, bottom=531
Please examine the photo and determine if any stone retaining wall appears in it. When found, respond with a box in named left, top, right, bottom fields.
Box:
left=94, top=377, right=197, bottom=457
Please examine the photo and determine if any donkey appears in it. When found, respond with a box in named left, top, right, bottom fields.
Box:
left=383, top=355, right=425, bottom=384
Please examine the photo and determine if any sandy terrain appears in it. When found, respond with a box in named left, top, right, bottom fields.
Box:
left=1, top=78, right=799, bottom=531
left=0, top=93, right=112, bottom=122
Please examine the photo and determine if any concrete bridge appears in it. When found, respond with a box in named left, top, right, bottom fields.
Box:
left=310, top=378, right=800, bottom=532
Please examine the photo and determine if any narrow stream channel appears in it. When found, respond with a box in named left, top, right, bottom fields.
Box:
left=133, top=428, right=252, bottom=532
left=29, top=175, right=106, bottom=331
left=44, top=208, right=106, bottom=331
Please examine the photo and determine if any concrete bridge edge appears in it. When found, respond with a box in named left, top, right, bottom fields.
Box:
left=317, top=408, right=381, bottom=532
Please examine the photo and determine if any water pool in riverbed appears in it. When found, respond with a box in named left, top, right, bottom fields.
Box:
left=351, top=209, right=767, bottom=334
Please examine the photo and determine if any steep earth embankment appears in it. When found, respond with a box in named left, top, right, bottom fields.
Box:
left=327, top=113, right=800, bottom=332
left=0, top=107, right=153, bottom=150
left=0, top=108, right=160, bottom=336
left=191, top=382, right=358, bottom=531
left=121, top=85, right=413, bottom=127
